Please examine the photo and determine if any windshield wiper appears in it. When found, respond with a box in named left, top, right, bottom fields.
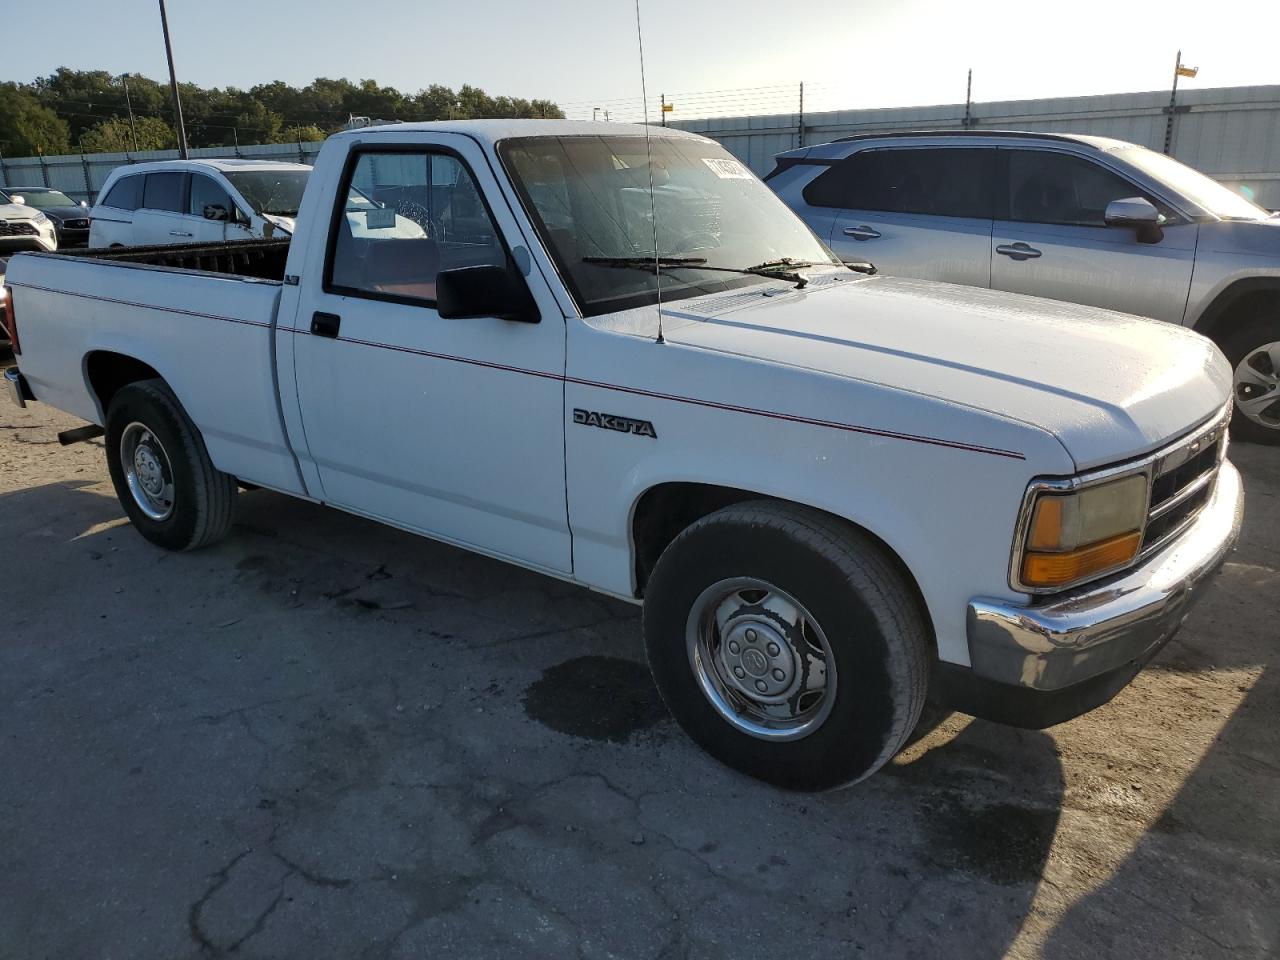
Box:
left=582, top=255, right=816, bottom=289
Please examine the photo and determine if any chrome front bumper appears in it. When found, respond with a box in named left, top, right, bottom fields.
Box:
left=967, top=460, right=1244, bottom=693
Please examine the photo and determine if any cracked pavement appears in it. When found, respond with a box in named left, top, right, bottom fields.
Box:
left=2, top=396, right=1278, bottom=959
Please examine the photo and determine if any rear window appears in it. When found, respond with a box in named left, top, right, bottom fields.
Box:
left=804, top=148, right=995, bottom=219
left=142, top=172, right=186, bottom=212
left=102, top=175, right=142, bottom=211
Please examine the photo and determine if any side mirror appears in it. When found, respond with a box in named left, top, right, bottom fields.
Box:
left=203, top=203, right=231, bottom=221
left=844, top=260, right=877, bottom=275
left=436, top=264, right=540, bottom=324
left=10, top=196, right=24, bottom=206
left=1105, top=196, right=1164, bottom=244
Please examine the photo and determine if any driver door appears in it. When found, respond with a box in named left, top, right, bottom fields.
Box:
left=287, top=135, right=572, bottom=573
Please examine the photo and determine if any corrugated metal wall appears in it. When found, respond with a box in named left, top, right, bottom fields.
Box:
left=0, top=142, right=323, bottom=205
left=675, top=84, right=1280, bottom=208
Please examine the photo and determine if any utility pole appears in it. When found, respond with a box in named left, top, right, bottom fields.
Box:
left=963, top=68, right=973, bottom=129
left=158, top=0, right=190, bottom=159
left=1164, top=50, right=1198, bottom=155
left=121, top=75, right=140, bottom=152
left=797, top=81, right=805, bottom=148
left=660, top=92, right=665, bottom=127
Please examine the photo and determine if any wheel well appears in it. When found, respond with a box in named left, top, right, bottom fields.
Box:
left=630, top=482, right=933, bottom=645
left=85, top=352, right=162, bottom=416
left=1194, top=280, right=1280, bottom=344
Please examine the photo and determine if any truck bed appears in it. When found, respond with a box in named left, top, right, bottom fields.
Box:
left=50, top=238, right=291, bottom=282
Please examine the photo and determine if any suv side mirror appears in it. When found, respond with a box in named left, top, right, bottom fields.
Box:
left=436, top=264, right=540, bottom=324
left=10, top=196, right=24, bottom=206
left=1105, top=197, right=1164, bottom=244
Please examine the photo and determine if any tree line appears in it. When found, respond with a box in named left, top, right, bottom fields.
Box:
left=0, top=68, right=565, bottom=158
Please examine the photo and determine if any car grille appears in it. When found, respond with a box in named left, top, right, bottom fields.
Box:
left=62, top=218, right=90, bottom=229
left=0, top=221, right=38, bottom=236
left=1140, top=414, right=1228, bottom=558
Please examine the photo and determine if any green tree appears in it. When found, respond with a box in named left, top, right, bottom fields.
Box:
left=79, top=116, right=176, bottom=153
left=277, top=124, right=327, bottom=144
left=0, top=83, right=71, bottom=155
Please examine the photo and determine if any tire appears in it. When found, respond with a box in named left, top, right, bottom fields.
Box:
left=1220, top=314, right=1280, bottom=446
left=643, top=501, right=929, bottom=791
left=104, top=379, right=237, bottom=550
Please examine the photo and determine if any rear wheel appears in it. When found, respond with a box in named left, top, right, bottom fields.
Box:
left=105, top=379, right=237, bottom=550
left=643, top=501, right=929, bottom=790
left=1222, top=315, right=1280, bottom=445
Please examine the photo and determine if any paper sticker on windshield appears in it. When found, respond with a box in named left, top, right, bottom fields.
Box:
left=364, top=207, right=397, bottom=229
left=702, top=158, right=751, bottom=180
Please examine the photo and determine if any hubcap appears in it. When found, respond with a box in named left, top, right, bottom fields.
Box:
left=686, top=578, right=836, bottom=741
left=1234, top=341, right=1280, bottom=430
left=120, top=422, right=175, bottom=521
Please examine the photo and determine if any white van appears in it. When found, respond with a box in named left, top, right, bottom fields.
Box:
left=89, top=159, right=312, bottom=248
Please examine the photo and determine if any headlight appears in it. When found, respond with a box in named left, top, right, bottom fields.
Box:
left=32, top=211, right=48, bottom=223
left=1017, top=474, right=1148, bottom=590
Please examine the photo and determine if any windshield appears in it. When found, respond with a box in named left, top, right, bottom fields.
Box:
left=223, top=170, right=310, bottom=217
left=499, top=134, right=837, bottom=316
left=1115, top=146, right=1270, bottom=221
left=3, top=189, right=76, bottom=209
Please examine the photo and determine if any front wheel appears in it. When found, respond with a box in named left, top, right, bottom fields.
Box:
left=643, top=501, right=929, bottom=790
left=104, top=379, right=237, bottom=550
left=1223, top=316, right=1280, bottom=445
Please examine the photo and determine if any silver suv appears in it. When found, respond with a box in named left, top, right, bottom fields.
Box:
left=768, top=131, right=1280, bottom=444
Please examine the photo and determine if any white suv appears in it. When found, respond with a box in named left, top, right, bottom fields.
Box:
left=768, top=132, right=1280, bottom=444
left=89, top=159, right=312, bottom=248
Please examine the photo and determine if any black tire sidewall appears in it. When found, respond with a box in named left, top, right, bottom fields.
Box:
left=644, top=514, right=906, bottom=791
left=105, top=383, right=203, bottom=550
left=1221, top=316, right=1280, bottom=446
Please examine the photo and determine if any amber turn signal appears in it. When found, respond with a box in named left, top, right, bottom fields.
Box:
left=1021, top=531, right=1143, bottom=588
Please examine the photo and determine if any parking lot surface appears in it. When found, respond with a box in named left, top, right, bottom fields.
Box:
left=2, top=395, right=1277, bottom=959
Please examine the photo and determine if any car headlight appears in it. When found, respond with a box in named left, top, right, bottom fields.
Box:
left=32, top=211, right=48, bottom=223
left=1017, top=473, right=1148, bottom=590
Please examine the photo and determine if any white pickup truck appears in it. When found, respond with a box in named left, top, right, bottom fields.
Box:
left=3, top=120, right=1244, bottom=790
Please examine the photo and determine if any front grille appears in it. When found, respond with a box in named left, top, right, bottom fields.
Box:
left=1140, top=422, right=1226, bottom=557
left=0, top=220, right=38, bottom=236
left=62, top=218, right=90, bottom=229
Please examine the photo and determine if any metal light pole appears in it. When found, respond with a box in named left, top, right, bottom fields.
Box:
left=1163, top=50, right=1198, bottom=156
left=121, top=75, right=140, bottom=152
left=158, top=0, right=189, bottom=159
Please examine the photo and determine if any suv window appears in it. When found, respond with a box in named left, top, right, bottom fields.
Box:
left=189, top=174, right=234, bottom=219
left=1006, top=151, right=1157, bottom=227
left=804, top=148, right=995, bottom=219
left=328, top=150, right=506, bottom=304
left=142, top=172, right=186, bottom=212
left=102, top=174, right=142, bottom=211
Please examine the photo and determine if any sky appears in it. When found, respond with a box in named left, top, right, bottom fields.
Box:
left=2, top=0, right=1278, bottom=122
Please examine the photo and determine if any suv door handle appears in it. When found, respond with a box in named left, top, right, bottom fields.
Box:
left=996, top=242, right=1042, bottom=261
left=310, top=311, right=341, bottom=338
left=842, top=225, right=882, bottom=241
left=168, top=230, right=193, bottom=238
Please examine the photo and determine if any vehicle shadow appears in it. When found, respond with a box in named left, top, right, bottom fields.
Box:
left=1041, top=442, right=1280, bottom=959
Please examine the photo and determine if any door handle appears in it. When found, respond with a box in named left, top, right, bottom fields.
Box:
left=996, top=242, right=1042, bottom=261
left=842, top=225, right=882, bottom=241
left=168, top=230, right=193, bottom=238
left=310, top=311, right=341, bottom=338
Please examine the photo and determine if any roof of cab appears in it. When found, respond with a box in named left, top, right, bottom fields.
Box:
left=337, top=118, right=711, bottom=146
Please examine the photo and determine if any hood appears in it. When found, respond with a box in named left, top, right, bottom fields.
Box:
left=0, top=202, right=40, bottom=221
left=661, top=274, right=1231, bottom=471
left=40, top=205, right=89, bottom=221
left=262, top=214, right=295, bottom=236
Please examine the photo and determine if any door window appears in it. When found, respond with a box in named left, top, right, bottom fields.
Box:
left=142, top=172, right=187, bottom=212
left=189, top=175, right=235, bottom=220
left=804, top=148, right=994, bottom=218
left=1006, top=151, right=1161, bottom=226
left=101, top=174, right=142, bottom=211
left=327, top=150, right=506, bottom=304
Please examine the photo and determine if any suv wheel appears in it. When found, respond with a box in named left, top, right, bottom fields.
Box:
left=1223, top=317, right=1280, bottom=445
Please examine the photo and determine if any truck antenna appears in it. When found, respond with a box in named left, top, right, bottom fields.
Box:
left=634, top=0, right=664, bottom=344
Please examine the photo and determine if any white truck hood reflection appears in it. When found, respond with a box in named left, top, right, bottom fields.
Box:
left=662, top=275, right=1231, bottom=471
